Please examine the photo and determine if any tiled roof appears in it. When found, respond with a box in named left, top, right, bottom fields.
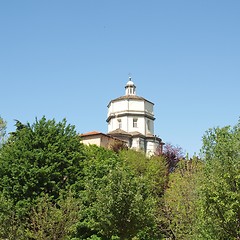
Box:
left=129, top=131, right=145, bottom=137
left=108, top=95, right=154, bottom=105
left=109, top=129, right=153, bottom=138
left=108, top=129, right=163, bottom=142
left=80, top=131, right=127, bottom=143
left=108, top=128, right=131, bottom=136
left=114, top=95, right=146, bottom=101
left=80, top=131, right=102, bottom=136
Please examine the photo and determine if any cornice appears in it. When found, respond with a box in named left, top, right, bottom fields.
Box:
left=107, top=95, right=154, bottom=107
left=106, top=112, right=155, bottom=122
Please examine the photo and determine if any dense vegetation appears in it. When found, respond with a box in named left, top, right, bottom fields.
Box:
left=0, top=116, right=239, bottom=239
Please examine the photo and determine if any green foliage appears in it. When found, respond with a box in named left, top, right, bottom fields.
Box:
left=0, top=193, right=27, bottom=240
left=0, top=116, right=168, bottom=239
left=163, top=157, right=203, bottom=239
left=27, top=192, right=81, bottom=240
left=198, top=121, right=240, bottom=239
left=8, top=115, right=240, bottom=239
left=120, top=150, right=167, bottom=197
left=75, top=147, right=164, bottom=239
left=89, top=167, right=156, bottom=239
left=119, top=150, right=168, bottom=239
left=0, top=116, right=7, bottom=147
left=0, top=117, right=85, bottom=216
left=75, top=145, right=121, bottom=239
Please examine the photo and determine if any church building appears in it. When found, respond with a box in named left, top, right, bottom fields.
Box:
left=81, top=77, right=163, bottom=155
left=106, top=77, right=163, bottom=155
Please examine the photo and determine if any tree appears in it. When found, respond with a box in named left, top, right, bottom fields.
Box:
left=163, top=157, right=203, bottom=239
left=162, top=143, right=185, bottom=173
left=88, top=167, right=157, bottom=239
left=75, top=147, right=164, bottom=239
left=0, top=191, right=81, bottom=240
left=197, top=121, right=240, bottom=239
left=119, top=150, right=167, bottom=197
left=0, top=192, right=26, bottom=240
left=0, top=116, right=6, bottom=147
left=27, top=191, right=80, bottom=240
left=109, top=139, right=128, bottom=153
left=74, top=145, right=122, bottom=239
left=0, top=117, right=85, bottom=218
left=120, top=150, right=168, bottom=239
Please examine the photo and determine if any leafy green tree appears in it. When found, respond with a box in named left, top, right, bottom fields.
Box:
left=75, top=145, right=121, bottom=239
left=0, top=116, right=6, bottom=147
left=27, top=191, right=81, bottom=240
left=0, top=191, right=80, bottom=240
left=119, top=150, right=167, bottom=197
left=0, top=193, right=27, bottom=240
left=120, top=150, right=169, bottom=238
left=88, top=167, right=157, bottom=239
left=197, top=121, right=240, bottom=239
left=163, top=157, right=203, bottom=239
left=0, top=117, right=85, bottom=218
left=75, top=147, right=163, bottom=239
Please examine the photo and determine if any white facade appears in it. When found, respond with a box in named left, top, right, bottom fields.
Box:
left=107, top=78, right=163, bottom=155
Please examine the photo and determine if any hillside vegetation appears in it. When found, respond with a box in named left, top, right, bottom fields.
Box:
left=0, top=116, right=239, bottom=240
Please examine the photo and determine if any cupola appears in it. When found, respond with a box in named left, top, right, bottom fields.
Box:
left=125, top=77, right=136, bottom=95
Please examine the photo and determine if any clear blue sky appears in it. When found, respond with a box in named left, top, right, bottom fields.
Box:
left=1, top=1, right=240, bottom=156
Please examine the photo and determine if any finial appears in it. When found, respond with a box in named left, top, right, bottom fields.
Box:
left=128, top=72, right=132, bottom=81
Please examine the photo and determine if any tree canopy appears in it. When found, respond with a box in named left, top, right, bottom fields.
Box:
left=197, top=121, right=240, bottom=239
left=0, top=116, right=6, bottom=147
left=0, top=115, right=239, bottom=239
left=0, top=117, right=85, bottom=216
left=75, top=147, right=166, bottom=240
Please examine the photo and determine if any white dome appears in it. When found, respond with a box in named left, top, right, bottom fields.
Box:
left=126, top=77, right=135, bottom=86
